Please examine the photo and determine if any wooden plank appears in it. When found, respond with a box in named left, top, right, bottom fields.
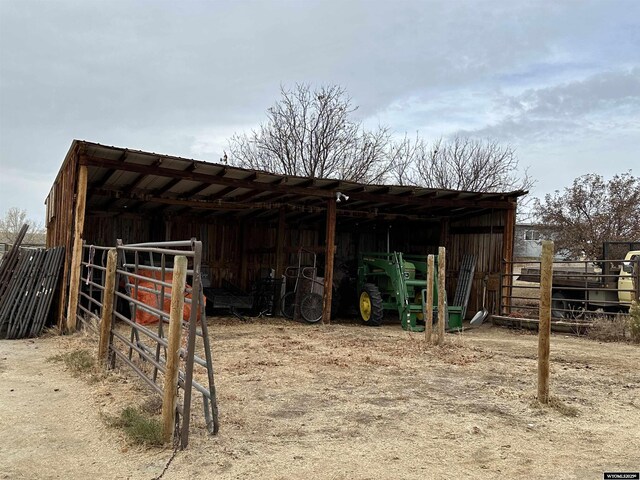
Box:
left=450, top=225, right=506, bottom=235
left=347, top=190, right=514, bottom=210
left=439, top=218, right=450, bottom=249
left=538, top=240, right=553, bottom=404
left=93, top=151, right=127, bottom=188
left=57, top=157, right=79, bottom=328
left=80, top=155, right=334, bottom=199
left=425, top=254, right=435, bottom=344
left=491, top=315, right=590, bottom=334
left=162, top=255, right=187, bottom=443
left=239, top=222, right=250, bottom=290
left=89, top=187, right=442, bottom=221
left=322, top=198, right=337, bottom=324
left=501, top=205, right=516, bottom=314
left=98, top=249, right=117, bottom=362
left=181, top=182, right=211, bottom=198
left=437, top=246, right=446, bottom=345
left=65, top=164, right=88, bottom=332
left=275, top=208, right=286, bottom=278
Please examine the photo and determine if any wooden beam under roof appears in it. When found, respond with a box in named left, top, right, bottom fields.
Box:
left=206, top=185, right=237, bottom=201
left=319, top=180, right=340, bottom=189
left=124, top=158, right=162, bottom=193
left=233, top=189, right=264, bottom=202
left=181, top=182, right=211, bottom=199
left=100, top=158, right=163, bottom=210
left=154, top=162, right=198, bottom=195
left=82, top=153, right=517, bottom=210
left=81, top=154, right=335, bottom=199
left=256, top=191, right=290, bottom=203
left=346, top=189, right=513, bottom=210
left=92, top=151, right=127, bottom=188
left=88, top=187, right=439, bottom=221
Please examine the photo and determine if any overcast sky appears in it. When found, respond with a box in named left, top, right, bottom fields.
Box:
left=1, top=0, right=639, bottom=222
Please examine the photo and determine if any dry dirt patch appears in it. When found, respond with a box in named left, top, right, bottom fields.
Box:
left=1, top=320, right=639, bottom=479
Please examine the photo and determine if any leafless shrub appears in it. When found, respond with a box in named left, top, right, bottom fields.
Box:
left=588, top=314, right=630, bottom=342
left=629, top=301, right=640, bottom=343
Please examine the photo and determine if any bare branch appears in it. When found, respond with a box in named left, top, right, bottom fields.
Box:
left=533, top=172, right=640, bottom=259
left=228, top=83, right=393, bottom=183
left=0, top=207, right=45, bottom=244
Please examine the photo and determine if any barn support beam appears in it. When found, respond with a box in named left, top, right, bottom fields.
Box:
left=65, top=165, right=88, bottom=332
left=88, top=187, right=442, bottom=222
left=240, top=222, right=250, bottom=290
left=322, top=197, right=337, bottom=324
left=275, top=207, right=286, bottom=278
left=501, top=204, right=516, bottom=314
left=439, top=218, right=450, bottom=249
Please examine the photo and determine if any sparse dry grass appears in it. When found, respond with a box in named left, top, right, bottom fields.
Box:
left=530, top=396, right=581, bottom=417
left=35, top=316, right=640, bottom=479
left=105, top=406, right=164, bottom=446
left=48, top=349, right=95, bottom=375
left=588, top=314, right=631, bottom=342
left=630, top=301, right=640, bottom=343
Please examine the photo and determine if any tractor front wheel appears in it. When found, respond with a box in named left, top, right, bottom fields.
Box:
left=359, top=283, right=383, bottom=326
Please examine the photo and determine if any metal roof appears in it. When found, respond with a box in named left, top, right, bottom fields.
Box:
left=66, top=140, right=525, bottom=221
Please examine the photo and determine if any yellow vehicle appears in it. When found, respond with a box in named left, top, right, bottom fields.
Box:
left=619, top=250, right=640, bottom=305
left=519, top=242, right=640, bottom=318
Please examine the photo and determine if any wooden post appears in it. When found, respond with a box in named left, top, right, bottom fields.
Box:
left=322, top=197, right=337, bottom=324
left=275, top=207, right=286, bottom=278
left=425, top=254, right=435, bottom=344
left=98, top=249, right=117, bottom=362
left=439, top=218, right=450, bottom=248
left=538, top=240, right=554, bottom=404
left=57, top=160, right=79, bottom=329
left=162, top=255, right=188, bottom=443
left=239, top=221, right=249, bottom=290
left=437, top=246, right=446, bottom=345
left=501, top=204, right=516, bottom=315
left=65, top=165, right=88, bottom=333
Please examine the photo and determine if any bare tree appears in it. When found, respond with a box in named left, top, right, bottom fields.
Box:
left=533, top=172, right=640, bottom=259
left=0, top=207, right=45, bottom=244
left=229, top=84, right=393, bottom=183
left=410, top=136, right=533, bottom=192
left=387, top=133, right=423, bottom=186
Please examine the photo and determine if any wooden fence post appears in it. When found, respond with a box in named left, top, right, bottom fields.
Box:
left=98, top=249, right=117, bottom=363
left=162, top=255, right=188, bottom=443
left=437, top=246, right=446, bottom=345
left=538, top=240, right=554, bottom=404
left=425, top=254, right=435, bottom=344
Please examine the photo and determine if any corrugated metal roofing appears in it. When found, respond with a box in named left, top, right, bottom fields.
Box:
left=70, top=139, right=525, bottom=218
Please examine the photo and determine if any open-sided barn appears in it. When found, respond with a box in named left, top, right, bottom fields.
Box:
left=46, top=140, right=525, bottom=328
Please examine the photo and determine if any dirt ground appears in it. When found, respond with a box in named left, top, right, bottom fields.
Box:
left=1, top=318, right=639, bottom=480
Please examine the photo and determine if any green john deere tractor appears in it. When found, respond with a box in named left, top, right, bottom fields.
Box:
left=357, top=252, right=463, bottom=332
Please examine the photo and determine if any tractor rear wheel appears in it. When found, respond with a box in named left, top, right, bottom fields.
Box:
left=359, top=283, right=383, bottom=326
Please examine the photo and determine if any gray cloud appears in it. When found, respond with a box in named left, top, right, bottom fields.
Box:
left=1, top=0, right=639, bottom=219
left=457, top=68, right=640, bottom=142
